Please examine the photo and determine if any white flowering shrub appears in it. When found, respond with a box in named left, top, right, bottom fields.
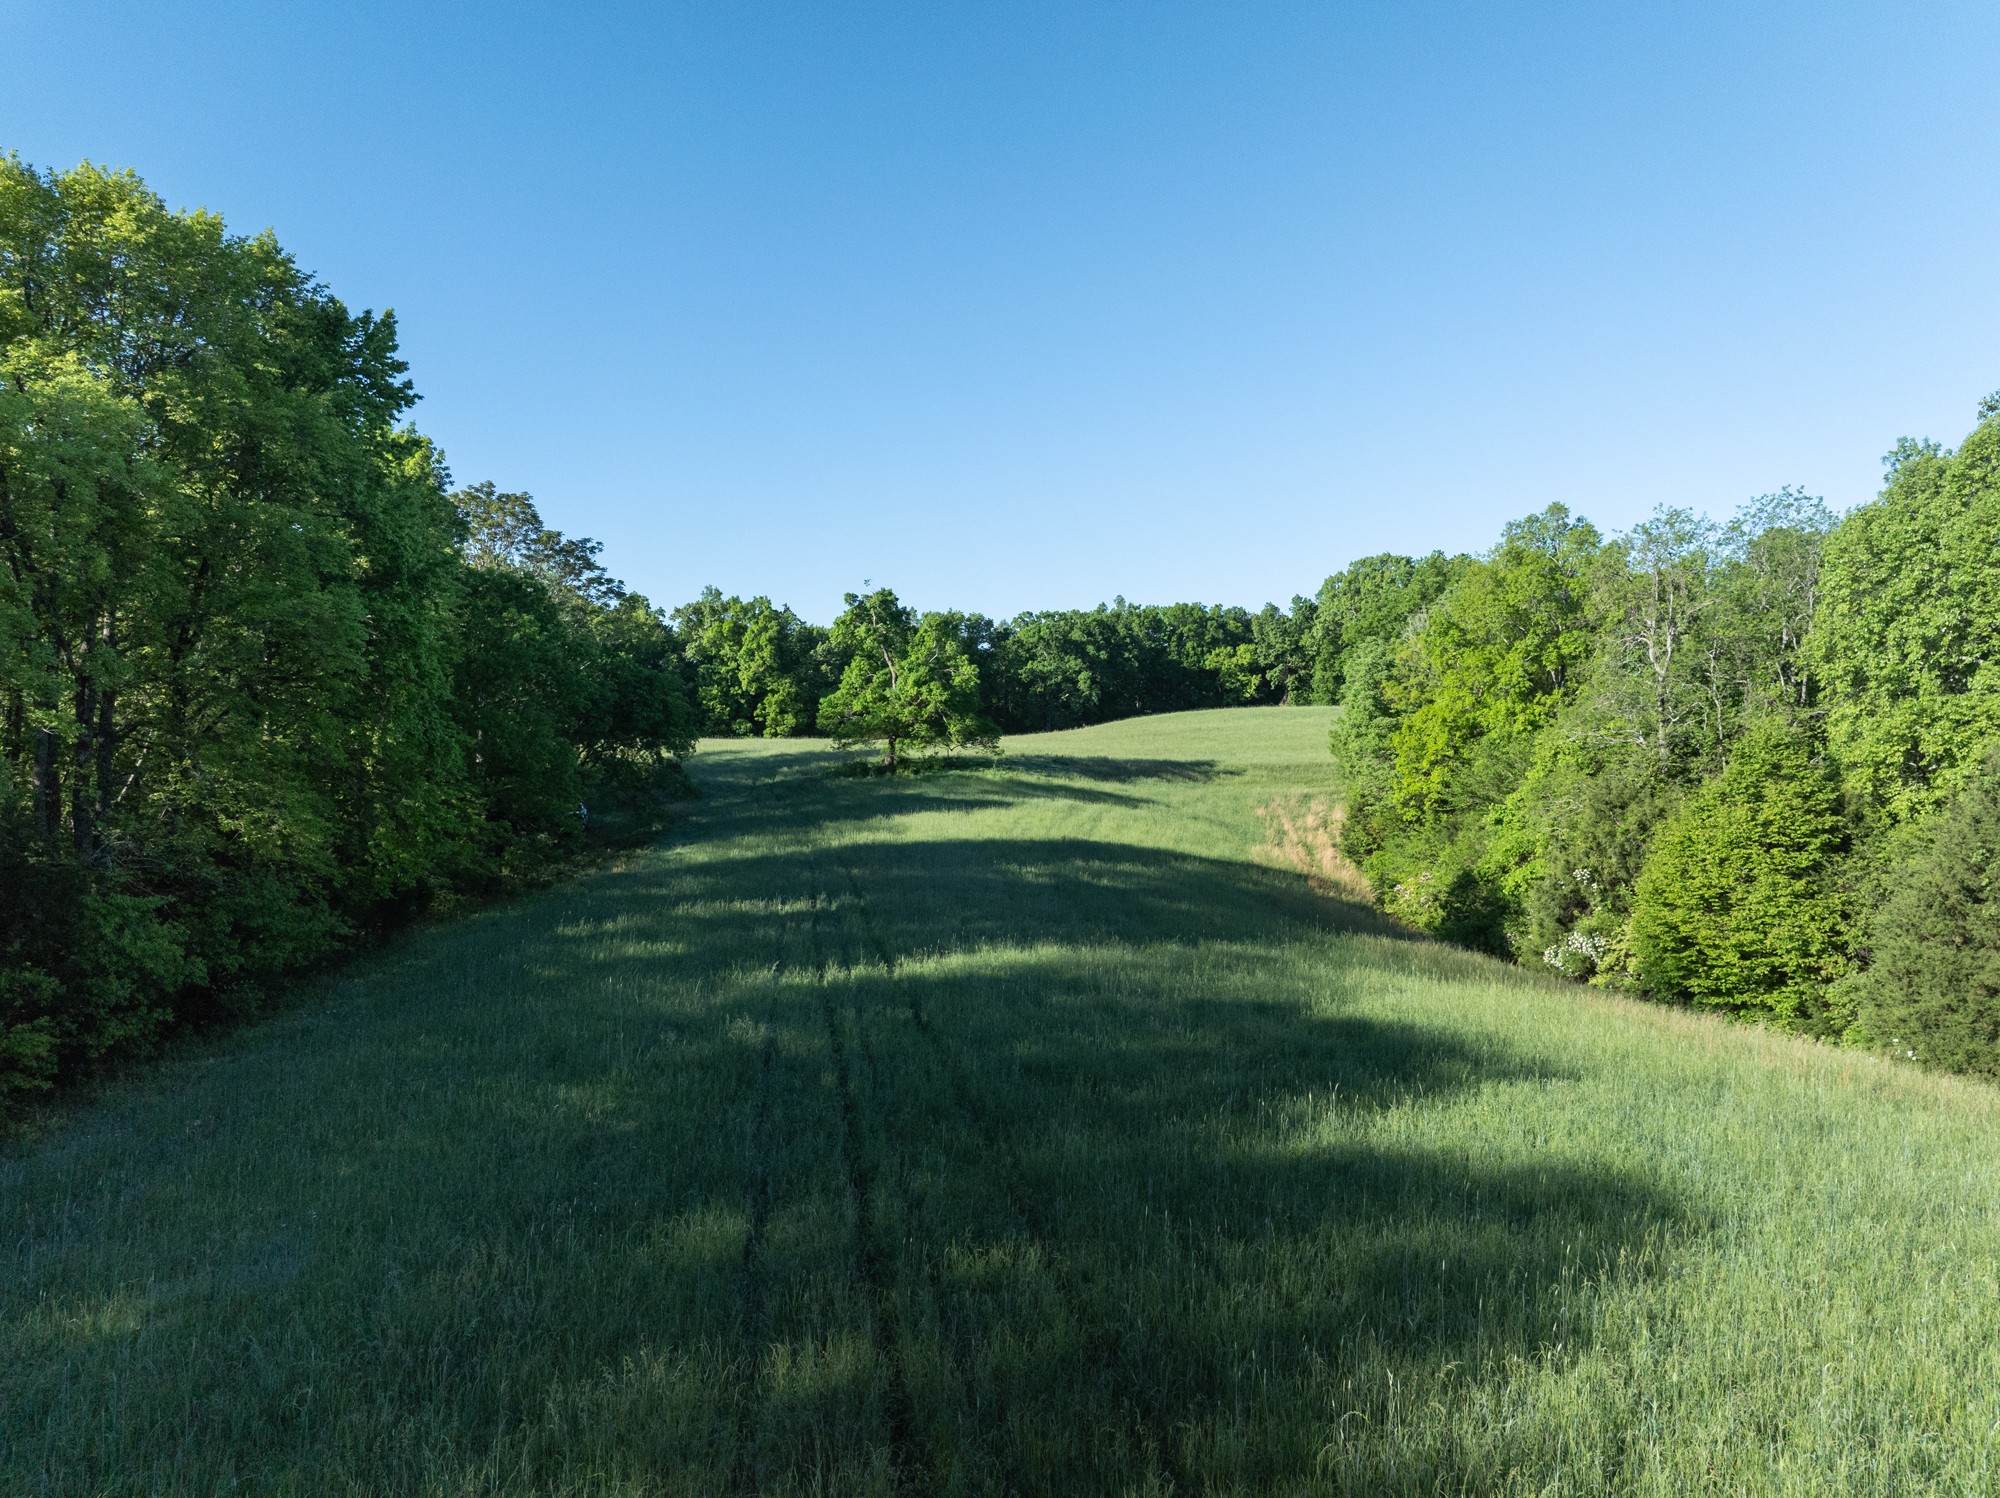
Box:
left=1543, top=928, right=1609, bottom=979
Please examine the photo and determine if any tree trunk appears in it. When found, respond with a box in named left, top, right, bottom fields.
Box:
left=96, top=685, right=117, bottom=829
left=71, top=674, right=96, bottom=859
left=33, top=727, right=59, bottom=846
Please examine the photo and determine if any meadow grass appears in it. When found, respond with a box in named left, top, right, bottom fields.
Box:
left=6, top=705, right=2000, bottom=1495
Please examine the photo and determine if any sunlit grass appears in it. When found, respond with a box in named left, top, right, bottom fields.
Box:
left=6, top=706, right=2000, bottom=1493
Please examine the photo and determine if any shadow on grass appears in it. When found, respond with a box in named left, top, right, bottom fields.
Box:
left=575, top=835, right=1413, bottom=950
left=1001, top=753, right=1229, bottom=785
left=7, top=764, right=1689, bottom=1495
left=545, top=829, right=1686, bottom=1488
left=688, top=744, right=1226, bottom=785
left=680, top=745, right=1237, bottom=840
left=823, top=942, right=1682, bottom=1491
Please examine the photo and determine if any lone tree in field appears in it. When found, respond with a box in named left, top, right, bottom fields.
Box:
left=817, top=588, right=998, bottom=768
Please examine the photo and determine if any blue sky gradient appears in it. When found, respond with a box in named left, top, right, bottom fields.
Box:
left=6, top=2, right=1997, bottom=619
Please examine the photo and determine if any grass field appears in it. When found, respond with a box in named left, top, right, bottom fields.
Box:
left=7, top=706, right=2000, bottom=1495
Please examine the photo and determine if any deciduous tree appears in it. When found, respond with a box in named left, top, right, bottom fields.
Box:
left=818, top=588, right=998, bottom=767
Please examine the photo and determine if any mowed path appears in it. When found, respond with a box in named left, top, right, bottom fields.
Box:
left=7, top=708, right=2000, bottom=1496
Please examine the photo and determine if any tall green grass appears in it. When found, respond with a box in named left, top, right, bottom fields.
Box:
left=6, top=706, right=2000, bottom=1494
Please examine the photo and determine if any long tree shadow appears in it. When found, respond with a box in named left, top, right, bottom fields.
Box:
left=675, top=746, right=1239, bottom=846
left=568, top=834, right=1414, bottom=960
left=687, top=746, right=1227, bottom=789
left=998, top=753, right=1230, bottom=785
left=674, top=759, right=1169, bottom=844
left=818, top=944, right=1686, bottom=1492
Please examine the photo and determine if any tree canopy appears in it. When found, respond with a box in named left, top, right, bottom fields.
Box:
left=816, top=589, right=997, bottom=767
left=0, top=157, right=693, bottom=1104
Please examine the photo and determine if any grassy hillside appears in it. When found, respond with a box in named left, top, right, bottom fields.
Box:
left=6, top=706, right=2000, bottom=1495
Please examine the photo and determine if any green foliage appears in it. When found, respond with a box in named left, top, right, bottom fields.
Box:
left=0, top=147, right=1315, bottom=1104
left=1588, top=506, right=1721, bottom=766
left=1719, top=487, right=1835, bottom=721
left=661, top=591, right=1306, bottom=742
left=1329, top=509, right=1605, bottom=966
left=454, top=563, right=589, bottom=850
left=984, top=608, right=1132, bottom=729
left=1630, top=723, right=1852, bottom=1029
left=986, top=600, right=1274, bottom=731
left=1306, top=550, right=1466, bottom=703
left=1382, top=507, right=1603, bottom=823
left=0, top=158, right=692, bottom=1104
left=1812, top=419, right=2000, bottom=821
left=1311, top=402, right=2000, bottom=1073
left=0, top=811, right=192, bottom=1106
left=579, top=593, right=699, bottom=774
left=12, top=148, right=2000, bottom=1112
left=454, top=484, right=694, bottom=855
left=1, top=154, right=466, bottom=1086
left=1850, top=747, right=2000, bottom=1075
left=817, top=588, right=999, bottom=766
left=455, top=480, right=623, bottom=603
left=1248, top=599, right=1318, bottom=703
left=1334, top=487, right=1849, bottom=1005
left=671, top=586, right=828, bottom=736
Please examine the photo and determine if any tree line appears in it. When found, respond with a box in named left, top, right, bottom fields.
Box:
left=7, top=155, right=2000, bottom=1105
left=671, top=587, right=1320, bottom=749
left=1322, top=414, right=2000, bottom=1078
left=0, top=161, right=706, bottom=1104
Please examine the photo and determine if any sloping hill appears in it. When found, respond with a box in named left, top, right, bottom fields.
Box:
left=6, top=707, right=1999, bottom=1494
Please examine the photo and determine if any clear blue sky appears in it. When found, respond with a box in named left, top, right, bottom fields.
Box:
left=6, top=2, right=1997, bottom=621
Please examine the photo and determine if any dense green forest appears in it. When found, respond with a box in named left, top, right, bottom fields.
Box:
left=1320, top=438, right=2000, bottom=1071
left=0, top=161, right=698, bottom=1104
left=6, top=155, right=2000, bottom=1107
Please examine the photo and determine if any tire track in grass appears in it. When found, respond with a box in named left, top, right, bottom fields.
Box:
left=803, top=846, right=1004, bottom=1492
left=721, top=817, right=867, bottom=1494
left=727, top=970, right=781, bottom=1498
left=839, top=940, right=1005, bottom=1495
left=830, top=855, right=1195, bottom=1494
left=809, top=873, right=922, bottom=1493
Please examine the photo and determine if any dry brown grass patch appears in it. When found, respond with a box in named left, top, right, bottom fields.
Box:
left=1254, top=795, right=1375, bottom=905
